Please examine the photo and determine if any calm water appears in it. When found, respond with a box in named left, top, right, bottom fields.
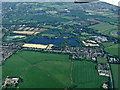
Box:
left=29, top=37, right=80, bottom=46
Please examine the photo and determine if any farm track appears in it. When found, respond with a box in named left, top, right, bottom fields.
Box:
left=70, top=61, right=73, bottom=85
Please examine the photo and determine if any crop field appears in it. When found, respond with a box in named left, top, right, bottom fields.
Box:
left=102, top=42, right=115, bottom=48
left=7, top=35, right=26, bottom=41
left=111, top=64, right=119, bottom=88
left=98, top=17, right=118, bottom=22
left=2, top=51, right=71, bottom=88
left=22, top=43, right=48, bottom=49
left=104, top=44, right=119, bottom=56
left=41, top=34, right=55, bottom=37
left=42, top=25, right=55, bottom=29
left=88, top=23, right=118, bottom=36
left=62, top=16, right=74, bottom=20
left=72, top=61, right=108, bottom=88
left=13, top=31, right=39, bottom=35
left=2, top=51, right=109, bottom=88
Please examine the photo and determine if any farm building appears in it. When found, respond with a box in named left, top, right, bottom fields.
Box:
left=102, top=83, right=108, bottom=89
left=3, top=77, right=19, bottom=87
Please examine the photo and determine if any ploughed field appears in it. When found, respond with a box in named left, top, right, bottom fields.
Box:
left=2, top=51, right=108, bottom=88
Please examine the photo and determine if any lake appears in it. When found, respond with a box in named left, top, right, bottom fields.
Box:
left=28, top=37, right=80, bottom=46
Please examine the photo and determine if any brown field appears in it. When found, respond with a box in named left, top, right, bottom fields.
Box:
left=29, top=28, right=34, bottom=31
left=13, top=31, right=40, bottom=35
left=39, top=28, right=48, bottom=32
left=33, top=28, right=39, bottom=31
left=13, top=35, right=26, bottom=38
left=0, top=33, right=4, bottom=38
left=88, top=19, right=104, bottom=23
left=23, top=27, right=30, bottom=31
left=18, top=27, right=24, bottom=30
left=85, top=10, right=94, bottom=12
left=23, top=43, right=48, bottom=49
left=46, top=11, right=57, bottom=14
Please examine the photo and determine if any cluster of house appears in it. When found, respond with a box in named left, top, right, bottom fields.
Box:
left=95, top=36, right=108, bottom=42
left=102, top=82, right=109, bottom=89
left=1, top=42, right=22, bottom=63
left=2, top=77, right=19, bottom=88
left=109, top=57, right=120, bottom=63
left=98, top=64, right=110, bottom=77
left=98, top=63, right=110, bottom=89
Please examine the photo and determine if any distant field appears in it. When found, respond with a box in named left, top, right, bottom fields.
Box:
left=62, top=16, right=74, bottom=20
left=2, top=51, right=71, bottom=88
left=41, top=34, right=55, bottom=37
left=111, top=64, right=119, bottom=88
left=13, top=31, right=39, bottom=35
left=102, top=42, right=115, bottom=48
left=42, top=25, right=55, bottom=29
left=104, top=44, right=119, bottom=56
left=88, top=23, right=118, bottom=36
left=98, top=17, right=118, bottom=22
left=72, top=61, right=108, bottom=88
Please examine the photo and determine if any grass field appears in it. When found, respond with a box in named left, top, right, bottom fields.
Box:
left=111, top=64, right=119, bottom=88
left=72, top=61, right=108, bottom=88
left=2, top=51, right=109, bottom=88
left=62, top=16, right=74, bottom=20
left=88, top=23, right=117, bottom=36
left=104, top=44, right=119, bottom=56
left=41, top=34, right=55, bottom=37
left=102, top=42, right=115, bottom=48
left=2, top=51, right=71, bottom=88
left=42, top=25, right=55, bottom=29
left=97, top=57, right=107, bottom=64
left=0, top=66, right=2, bottom=80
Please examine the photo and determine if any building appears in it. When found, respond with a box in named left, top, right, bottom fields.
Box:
left=98, top=64, right=110, bottom=77
left=3, top=77, right=19, bottom=87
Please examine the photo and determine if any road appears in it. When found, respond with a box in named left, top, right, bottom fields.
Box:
left=107, top=59, right=114, bottom=89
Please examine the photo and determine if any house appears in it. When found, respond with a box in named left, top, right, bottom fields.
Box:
left=98, top=64, right=110, bottom=77
left=3, top=77, right=19, bottom=87
left=102, top=83, right=108, bottom=89
left=92, top=57, right=97, bottom=62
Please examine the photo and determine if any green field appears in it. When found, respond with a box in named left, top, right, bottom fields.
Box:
left=104, top=44, right=119, bottom=56
left=42, top=25, right=55, bottom=29
left=0, top=66, right=2, bottom=79
left=3, top=51, right=109, bottom=88
left=102, top=42, right=115, bottom=47
left=41, top=34, right=55, bottom=37
left=97, top=57, right=107, bottom=64
left=72, top=61, right=108, bottom=88
left=88, top=23, right=118, bottom=36
left=111, top=64, right=119, bottom=88
left=2, top=51, right=71, bottom=88
left=62, top=16, right=74, bottom=20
